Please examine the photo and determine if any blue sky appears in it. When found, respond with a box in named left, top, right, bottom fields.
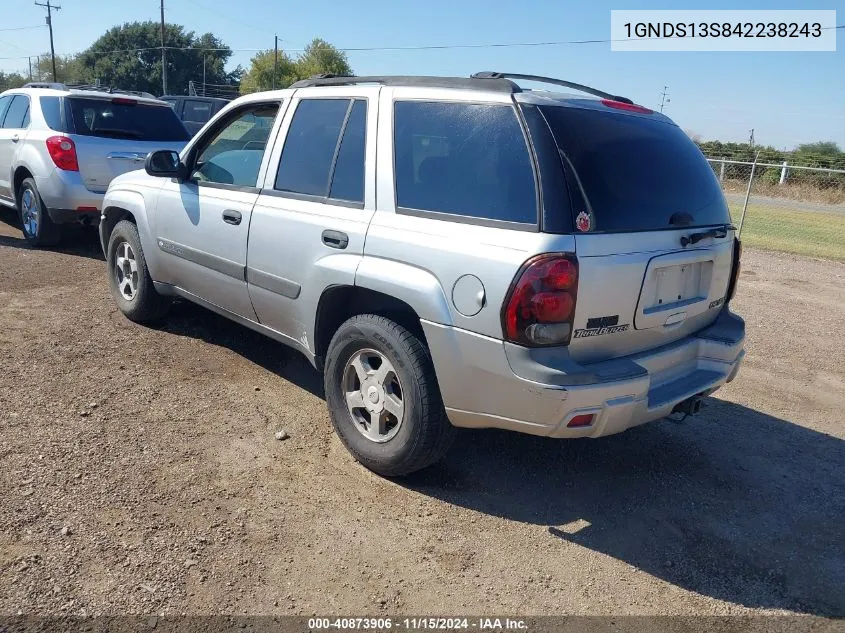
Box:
left=1, top=0, right=842, bottom=149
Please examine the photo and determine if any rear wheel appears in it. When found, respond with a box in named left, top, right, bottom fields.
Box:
left=107, top=220, right=170, bottom=323
left=18, top=178, right=61, bottom=246
left=324, top=314, right=455, bottom=476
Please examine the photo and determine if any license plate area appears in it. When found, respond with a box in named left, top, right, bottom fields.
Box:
left=643, top=261, right=710, bottom=312
left=635, top=253, right=715, bottom=330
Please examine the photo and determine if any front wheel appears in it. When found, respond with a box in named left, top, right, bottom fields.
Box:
left=18, top=178, right=61, bottom=246
left=106, top=220, right=170, bottom=323
left=324, top=314, right=455, bottom=477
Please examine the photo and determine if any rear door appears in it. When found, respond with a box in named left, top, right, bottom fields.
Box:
left=536, top=101, right=735, bottom=364
left=247, top=87, right=378, bottom=346
left=66, top=96, right=190, bottom=193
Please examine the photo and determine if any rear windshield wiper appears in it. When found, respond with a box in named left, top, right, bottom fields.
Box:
left=680, top=226, right=729, bottom=247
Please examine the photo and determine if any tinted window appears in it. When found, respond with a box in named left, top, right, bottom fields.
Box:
left=394, top=101, right=537, bottom=224
left=275, top=99, right=350, bottom=196
left=0, top=96, right=11, bottom=125
left=184, top=99, right=213, bottom=123
left=40, top=96, right=64, bottom=131
left=540, top=105, right=730, bottom=232
left=68, top=98, right=190, bottom=141
left=2, top=95, right=30, bottom=129
left=192, top=103, right=279, bottom=187
left=329, top=100, right=366, bottom=203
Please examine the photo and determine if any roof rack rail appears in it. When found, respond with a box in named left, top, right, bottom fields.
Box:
left=22, top=82, right=157, bottom=100
left=470, top=72, right=633, bottom=104
left=289, top=74, right=518, bottom=93
left=22, top=82, right=66, bottom=90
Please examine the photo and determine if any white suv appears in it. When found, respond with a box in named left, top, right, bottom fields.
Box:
left=0, top=83, right=189, bottom=245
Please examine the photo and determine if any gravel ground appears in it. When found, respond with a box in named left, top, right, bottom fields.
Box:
left=0, top=208, right=843, bottom=617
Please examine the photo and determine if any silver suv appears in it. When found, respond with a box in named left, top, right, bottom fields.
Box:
left=0, top=83, right=189, bottom=245
left=99, top=73, right=746, bottom=476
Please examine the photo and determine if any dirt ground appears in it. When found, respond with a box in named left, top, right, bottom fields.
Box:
left=1, top=207, right=843, bottom=618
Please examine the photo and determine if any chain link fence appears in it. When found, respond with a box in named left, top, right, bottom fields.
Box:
left=704, top=154, right=845, bottom=260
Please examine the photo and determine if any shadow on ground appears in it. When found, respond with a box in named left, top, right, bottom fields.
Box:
left=0, top=206, right=104, bottom=261
left=124, top=269, right=845, bottom=617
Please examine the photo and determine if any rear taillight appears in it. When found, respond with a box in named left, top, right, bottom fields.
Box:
left=600, top=99, right=653, bottom=114
left=46, top=136, right=79, bottom=171
left=503, top=254, right=578, bottom=347
left=726, top=238, right=742, bottom=303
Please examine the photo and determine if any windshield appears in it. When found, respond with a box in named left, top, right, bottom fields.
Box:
left=68, top=97, right=190, bottom=142
left=539, top=105, right=730, bottom=232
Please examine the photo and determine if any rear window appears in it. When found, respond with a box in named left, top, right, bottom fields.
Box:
left=539, top=105, right=729, bottom=232
left=68, top=98, right=190, bottom=141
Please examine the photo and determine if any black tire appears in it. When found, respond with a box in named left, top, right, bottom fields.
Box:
left=18, top=178, right=61, bottom=247
left=106, top=219, right=170, bottom=323
left=324, top=314, right=455, bottom=477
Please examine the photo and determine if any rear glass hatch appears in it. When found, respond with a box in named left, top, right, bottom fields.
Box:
left=67, top=96, right=190, bottom=192
left=531, top=99, right=735, bottom=363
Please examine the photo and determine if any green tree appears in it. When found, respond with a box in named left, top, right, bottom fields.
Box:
left=33, top=53, right=88, bottom=84
left=239, top=50, right=299, bottom=95
left=76, top=22, right=238, bottom=95
left=240, top=38, right=352, bottom=94
left=295, top=38, right=352, bottom=79
left=796, top=141, right=841, bottom=156
left=0, top=71, right=27, bottom=91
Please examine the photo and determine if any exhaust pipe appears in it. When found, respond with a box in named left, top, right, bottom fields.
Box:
left=672, top=396, right=703, bottom=417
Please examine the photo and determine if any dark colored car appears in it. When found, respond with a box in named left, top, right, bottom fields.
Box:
left=159, top=95, right=230, bottom=136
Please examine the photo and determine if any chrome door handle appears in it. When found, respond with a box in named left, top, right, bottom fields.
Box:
left=107, top=152, right=147, bottom=162
left=321, top=230, right=348, bottom=249
left=222, top=209, right=242, bottom=225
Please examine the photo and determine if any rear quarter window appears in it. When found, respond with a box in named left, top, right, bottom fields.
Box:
left=39, top=96, right=65, bottom=131
left=393, top=101, right=537, bottom=225
left=68, top=98, right=190, bottom=142
left=539, top=105, right=729, bottom=232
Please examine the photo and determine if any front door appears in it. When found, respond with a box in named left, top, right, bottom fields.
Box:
left=0, top=95, right=29, bottom=201
left=154, top=101, right=282, bottom=318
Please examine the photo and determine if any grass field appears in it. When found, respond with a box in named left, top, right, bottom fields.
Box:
left=729, top=204, right=845, bottom=261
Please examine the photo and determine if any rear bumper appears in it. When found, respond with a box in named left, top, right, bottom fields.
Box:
left=36, top=169, right=104, bottom=220
left=422, top=309, right=745, bottom=438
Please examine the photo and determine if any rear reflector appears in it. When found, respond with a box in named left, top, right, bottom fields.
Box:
left=76, top=206, right=98, bottom=212
left=567, top=414, right=595, bottom=428
left=601, top=99, right=653, bottom=114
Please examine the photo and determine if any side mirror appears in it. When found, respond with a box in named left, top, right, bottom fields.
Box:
left=145, top=150, right=183, bottom=178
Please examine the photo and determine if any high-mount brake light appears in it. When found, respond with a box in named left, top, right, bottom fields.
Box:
left=502, top=254, right=579, bottom=347
left=601, top=99, right=653, bottom=114
left=111, top=97, right=137, bottom=105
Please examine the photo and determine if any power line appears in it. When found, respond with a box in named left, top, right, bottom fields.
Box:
left=0, top=24, right=46, bottom=32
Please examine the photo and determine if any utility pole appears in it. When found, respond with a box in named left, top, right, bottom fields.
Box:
left=160, top=0, right=167, bottom=95
left=273, top=35, right=278, bottom=90
left=748, top=128, right=755, bottom=147
left=202, top=53, right=206, bottom=97
left=28, top=57, right=33, bottom=82
left=34, top=0, right=60, bottom=82
left=659, top=85, right=670, bottom=113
